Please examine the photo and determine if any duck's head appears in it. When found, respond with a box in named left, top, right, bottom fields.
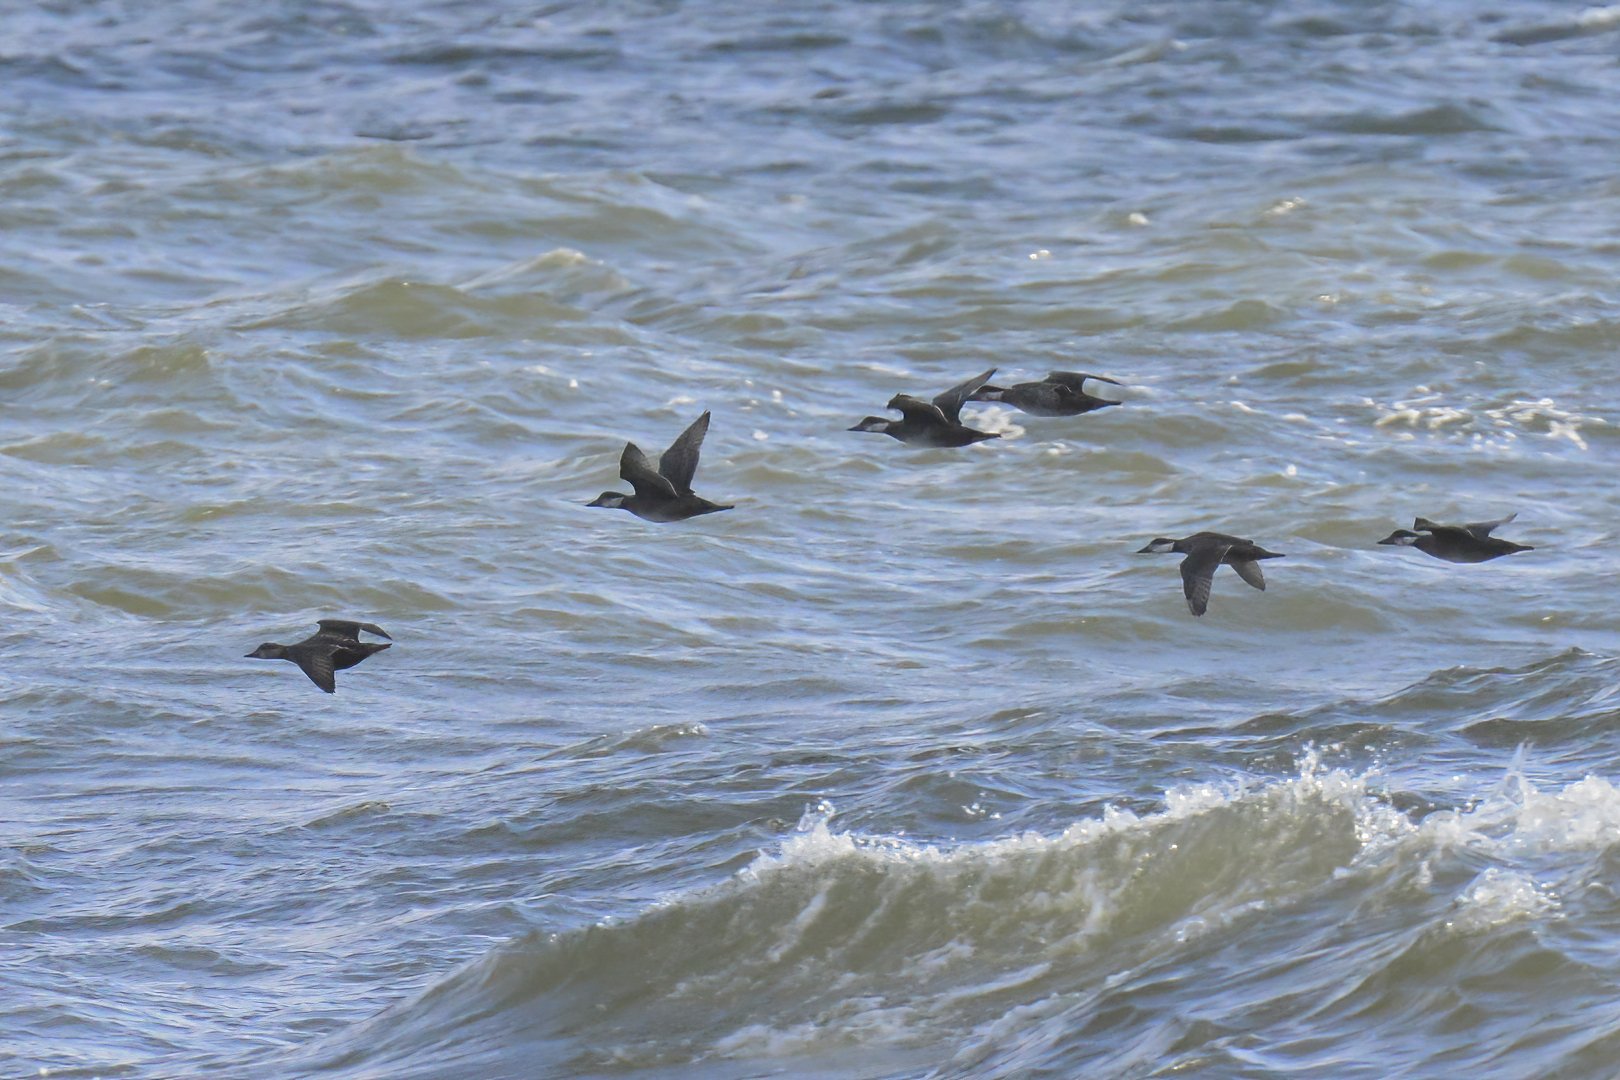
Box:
left=587, top=492, right=628, bottom=509
left=246, top=643, right=287, bottom=659
left=847, top=416, right=894, bottom=434
left=1378, top=530, right=1421, bottom=546
left=1136, top=538, right=1178, bottom=554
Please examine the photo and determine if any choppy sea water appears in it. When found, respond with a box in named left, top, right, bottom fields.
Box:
left=4, top=1, right=1620, bottom=1077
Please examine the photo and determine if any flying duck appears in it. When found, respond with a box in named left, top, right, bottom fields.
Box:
left=1136, top=532, right=1286, bottom=617
left=587, top=411, right=733, bottom=522
left=848, top=368, right=1001, bottom=447
left=1377, top=513, right=1532, bottom=563
left=970, top=371, right=1123, bottom=417
left=246, top=619, right=391, bottom=694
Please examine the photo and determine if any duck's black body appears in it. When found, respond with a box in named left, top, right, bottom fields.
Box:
left=1377, top=514, right=1532, bottom=563
left=970, top=371, right=1122, bottom=417
left=1136, top=532, right=1285, bottom=617
left=246, top=619, right=391, bottom=694
left=587, top=411, right=733, bottom=522
left=848, top=368, right=1001, bottom=447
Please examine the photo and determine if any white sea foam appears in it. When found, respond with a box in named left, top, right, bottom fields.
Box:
left=1367, top=393, right=1605, bottom=451
left=1447, top=868, right=1557, bottom=932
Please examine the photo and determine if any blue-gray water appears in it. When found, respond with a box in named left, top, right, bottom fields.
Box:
left=5, top=2, right=1620, bottom=1077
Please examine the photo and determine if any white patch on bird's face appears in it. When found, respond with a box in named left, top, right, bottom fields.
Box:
left=1143, top=538, right=1176, bottom=553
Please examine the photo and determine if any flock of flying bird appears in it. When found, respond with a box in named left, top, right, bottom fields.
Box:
left=247, top=367, right=1534, bottom=692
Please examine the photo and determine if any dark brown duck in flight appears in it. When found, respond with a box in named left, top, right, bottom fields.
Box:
left=848, top=368, right=1001, bottom=447
left=970, top=371, right=1123, bottom=417
left=1136, top=532, right=1286, bottom=617
left=1377, top=513, right=1532, bottom=563
left=587, top=411, right=733, bottom=522
left=247, top=619, right=392, bottom=694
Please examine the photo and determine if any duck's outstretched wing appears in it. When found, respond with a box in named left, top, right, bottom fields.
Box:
left=658, top=411, right=711, bottom=496
left=1043, top=371, right=1122, bottom=391
left=1462, top=512, right=1517, bottom=539
left=887, top=393, right=948, bottom=424
left=294, top=649, right=337, bottom=694
left=317, top=619, right=391, bottom=641
left=932, top=368, right=997, bottom=424
left=1228, top=558, right=1268, bottom=592
left=1414, top=514, right=1516, bottom=540
left=620, top=442, right=678, bottom=500
left=1179, top=543, right=1232, bottom=617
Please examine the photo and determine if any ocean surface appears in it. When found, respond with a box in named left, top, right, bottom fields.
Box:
left=4, top=1, right=1620, bottom=1077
